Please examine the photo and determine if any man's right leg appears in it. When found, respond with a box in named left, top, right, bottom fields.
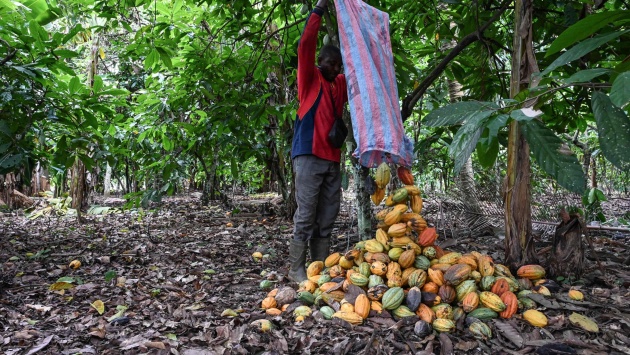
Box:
left=289, top=155, right=323, bottom=282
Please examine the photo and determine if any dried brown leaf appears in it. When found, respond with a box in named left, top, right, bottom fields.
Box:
left=439, top=333, right=453, bottom=355
left=492, top=319, right=524, bottom=348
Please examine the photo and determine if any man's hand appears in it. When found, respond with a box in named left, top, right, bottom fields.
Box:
left=315, top=0, right=328, bottom=10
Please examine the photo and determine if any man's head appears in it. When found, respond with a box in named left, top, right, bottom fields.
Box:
left=318, top=44, right=342, bottom=82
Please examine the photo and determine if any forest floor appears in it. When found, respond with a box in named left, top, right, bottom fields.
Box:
left=0, top=192, right=629, bottom=355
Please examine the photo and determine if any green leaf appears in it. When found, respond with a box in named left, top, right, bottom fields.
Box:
left=541, top=30, right=630, bottom=76
left=29, top=20, right=44, bottom=42
left=0, top=153, right=22, bottom=169
left=476, top=131, right=499, bottom=169
left=53, top=49, right=80, bottom=58
left=588, top=188, right=597, bottom=204
left=0, top=0, right=16, bottom=10
left=449, top=113, right=490, bottom=173
left=62, top=24, right=84, bottom=44
left=610, top=72, right=630, bottom=108
left=99, top=89, right=129, bottom=96
left=0, top=121, right=14, bottom=137
left=510, top=108, right=543, bottom=122
left=591, top=92, right=630, bottom=170
left=231, top=156, right=238, bottom=180
left=21, top=0, right=56, bottom=24
left=546, top=11, right=630, bottom=57
left=104, top=270, right=117, bottom=282
left=563, top=69, right=611, bottom=84
left=595, top=188, right=606, bottom=202
left=69, top=76, right=81, bottom=95
left=144, top=49, right=160, bottom=70
left=156, top=47, right=173, bottom=69
left=92, top=76, right=103, bottom=93
left=162, top=135, right=173, bottom=151
left=424, top=101, right=498, bottom=127
left=137, top=130, right=149, bottom=143
left=56, top=276, right=75, bottom=283
left=122, top=22, right=133, bottom=32
left=521, top=120, right=586, bottom=194
left=83, top=109, right=98, bottom=129
left=486, top=114, right=509, bottom=137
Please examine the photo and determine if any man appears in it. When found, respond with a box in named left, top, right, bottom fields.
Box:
left=289, top=0, right=348, bottom=282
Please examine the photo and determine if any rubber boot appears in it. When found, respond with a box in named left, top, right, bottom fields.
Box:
left=288, top=239, right=308, bottom=283
left=309, top=237, right=331, bottom=262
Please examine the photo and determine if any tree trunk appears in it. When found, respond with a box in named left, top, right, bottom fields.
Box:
left=348, top=140, right=372, bottom=240
left=195, top=151, right=212, bottom=206
left=548, top=209, right=585, bottom=278
left=34, top=161, right=41, bottom=193
left=504, top=0, right=538, bottom=270
left=70, top=156, right=87, bottom=216
left=104, top=163, right=112, bottom=197
left=590, top=156, right=597, bottom=188
left=124, top=159, right=130, bottom=194
left=69, top=34, right=101, bottom=220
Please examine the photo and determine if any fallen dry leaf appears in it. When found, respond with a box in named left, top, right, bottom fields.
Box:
left=91, top=300, right=105, bottom=315
left=568, top=312, right=599, bottom=333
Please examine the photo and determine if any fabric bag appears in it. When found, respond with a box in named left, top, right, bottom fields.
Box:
left=326, top=84, right=348, bottom=148
left=333, top=0, right=414, bottom=167
left=328, top=116, right=348, bottom=148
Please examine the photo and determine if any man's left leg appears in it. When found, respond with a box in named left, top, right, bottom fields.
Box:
left=310, top=161, right=341, bottom=261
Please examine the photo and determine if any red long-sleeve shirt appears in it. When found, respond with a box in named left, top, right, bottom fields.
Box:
left=291, top=8, right=348, bottom=163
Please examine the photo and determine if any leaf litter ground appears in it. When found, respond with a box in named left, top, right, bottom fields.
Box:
left=0, top=193, right=629, bottom=354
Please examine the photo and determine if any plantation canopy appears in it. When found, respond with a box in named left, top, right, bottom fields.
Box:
left=335, top=0, right=414, bottom=168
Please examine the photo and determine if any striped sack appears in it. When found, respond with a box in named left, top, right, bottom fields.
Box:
left=334, top=0, right=414, bottom=168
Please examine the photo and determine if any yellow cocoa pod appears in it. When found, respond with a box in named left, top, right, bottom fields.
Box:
left=371, top=188, right=385, bottom=205
left=375, top=229, right=390, bottom=250
left=339, top=256, right=354, bottom=269
left=390, top=236, right=414, bottom=248
left=324, top=252, right=341, bottom=268
left=251, top=319, right=273, bottom=332
left=393, top=204, right=409, bottom=214
left=374, top=162, right=391, bottom=189
left=298, top=280, right=318, bottom=293
left=568, top=289, right=584, bottom=301
left=410, top=195, right=423, bottom=213
left=523, top=309, right=548, bottom=327
left=333, top=311, right=364, bottom=325
left=261, top=297, right=277, bottom=309
left=386, top=262, right=402, bottom=280
left=387, top=223, right=407, bottom=238
left=479, top=291, right=506, bottom=312
left=432, top=318, right=455, bottom=332
left=438, top=252, right=462, bottom=265
left=306, top=261, right=324, bottom=278
left=400, top=212, right=422, bottom=223
left=354, top=294, right=370, bottom=319
left=478, top=256, right=495, bottom=277
left=265, top=308, right=282, bottom=316
left=371, top=300, right=383, bottom=313
left=365, top=239, right=384, bottom=253
left=375, top=207, right=393, bottom=220
left=340, top=302, right=354, bottom=313
left=384, top=210, right=403, bottom=226
left=403, top=185, right=421, bottom=196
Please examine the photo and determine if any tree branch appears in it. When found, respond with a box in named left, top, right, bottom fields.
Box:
left=0, top=39, right=17, bottom=66
left=401, top=0, right=512, bottom=120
